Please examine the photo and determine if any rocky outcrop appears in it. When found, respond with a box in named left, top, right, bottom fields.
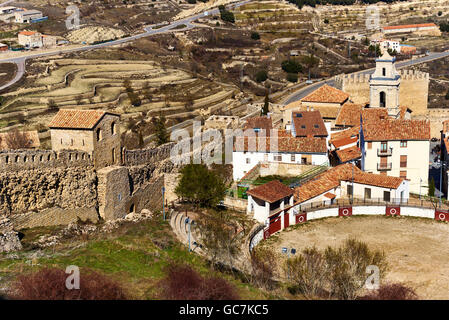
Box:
left=0, top=231, right=22, bottom=253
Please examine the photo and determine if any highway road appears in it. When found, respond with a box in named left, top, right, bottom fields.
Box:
left=282, top=50, right=449, bottom=105
left=0, top=0, right=252, bottom=91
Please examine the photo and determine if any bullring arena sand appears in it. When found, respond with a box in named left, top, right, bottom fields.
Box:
left=266, top=216, right=449, bottom=299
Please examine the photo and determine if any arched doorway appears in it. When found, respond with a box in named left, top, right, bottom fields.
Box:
left=379, top=91, right=386, bottom=108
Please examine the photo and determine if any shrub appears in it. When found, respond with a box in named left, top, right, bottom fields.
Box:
left=220, top=10, right=235, bottom=23
left=255, top=70, right=268, bottom=83
left=250, top=247, right=277, bottom=289
left=359, top=283, right=418, bottom=300
left=285, top=238, right=388, bottom=300
left=281, top=60, right=302, bottom=74
left=286, top=73, right=298, bottom=83
left=160, top=264, right=239, bottom=300
left=251, top=32, right=260, bottom=40
left=9, top=268, right=127, bottom=300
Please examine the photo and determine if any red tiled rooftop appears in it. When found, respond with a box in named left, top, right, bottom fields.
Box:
left=49, top=109, right=119, bottom=129
left=336, top=146, right=362, bottom=163
left=291, top=110, right=328, bottom=137
left=363, top=119, right=430, bottom=141
left=301, top=84, right=349, bottom=104
left=294, top=163, right=404, bottom=203
left=247, top=180, right=293, bottom=203
left=383, top=23, right=437, bottom=30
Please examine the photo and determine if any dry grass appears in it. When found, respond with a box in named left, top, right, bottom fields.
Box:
left=264, top=215, right=449, bottom=299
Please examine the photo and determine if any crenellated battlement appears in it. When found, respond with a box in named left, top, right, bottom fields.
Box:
left=0, top=149, right=92, bottom=172
left=123, top=142, right=174, bottom=167
left=335, top=69, right=429, bottom=87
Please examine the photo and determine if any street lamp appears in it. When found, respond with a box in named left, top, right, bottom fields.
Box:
left=440, top=160, right=447, bottom=207
left=162, top=186, right=165, bottom=220
left=282, top=247, right=296, bottom=280
left=185, top=217, right=195, bottom=251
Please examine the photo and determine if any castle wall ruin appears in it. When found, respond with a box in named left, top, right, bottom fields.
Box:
left=335, top=70, right=429, bottom=115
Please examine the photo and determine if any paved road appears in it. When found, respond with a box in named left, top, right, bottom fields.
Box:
left=0, top=0, right=252, bottom=91
left=282, top=51, right=449, bottom=105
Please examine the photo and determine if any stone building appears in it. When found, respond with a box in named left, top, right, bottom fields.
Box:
left=49, top=109, right=121, bottom=169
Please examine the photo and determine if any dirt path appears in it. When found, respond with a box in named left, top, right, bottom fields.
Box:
left=265, top=215, right=449, bottom=299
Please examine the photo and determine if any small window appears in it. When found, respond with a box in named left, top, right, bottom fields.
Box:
left=96, top=128, right=102, bottom=141
left=60, top=138, right=63, bottom=145
left=400, top=140, right=407, bottom=148
left=382, top=67, right=386, bottom=76
left=71, top=139, right=74, bottom=146
left=400, top=155, right=407, bottom=168
left=383, top=191, right=391, bottom=202
left=364, top=188, right=371, bottom=199
left=314, top=124, right=319, bottom=128
left=246, top=158, right=250, bottom=164
left=111, top=122, right=116, bottom=135
left=301, top=125, right=306, bottom=129
left=400, top=170, right=407, bottom=179
left=274, top=154, right=282, bottom=161
left=368, top=142, right=372, bottom=149
left=291, top=154, right=295, bottom=162
left=347, top=185, right=353, bottom=196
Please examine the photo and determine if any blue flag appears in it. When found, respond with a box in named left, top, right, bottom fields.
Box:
left=360, top=113, right=365, bottom=171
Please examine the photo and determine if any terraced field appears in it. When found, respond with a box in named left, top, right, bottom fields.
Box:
left=234, top=1, right=313, bottom=31
left=0, top=58, right=238, bottom=146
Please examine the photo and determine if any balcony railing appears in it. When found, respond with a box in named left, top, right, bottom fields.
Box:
left=377, top=162, right=392, bottom=170
left=377, top=147, right=392, bottom=156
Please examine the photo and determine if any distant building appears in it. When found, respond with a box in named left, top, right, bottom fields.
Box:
left=49, top=109, right=121, bottom=169
left=0, top=43, right=8, bottom=51
left=18, top=30, right=42, bottom=48
left=18, top=30, right=57, bottom=48
left=382, top=23, right=441, bottom=37
left=0, top=6, right=17, bottom=14
left=399, top=44, right=417, bottom=55
left=15, top=9, right=43, bottom=23
left=370, top=39, right=401, bottom=53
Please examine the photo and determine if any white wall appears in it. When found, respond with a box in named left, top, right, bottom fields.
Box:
left=233, top=151, right=328, bottom=181
left=364, top=140, right=429, bottom=194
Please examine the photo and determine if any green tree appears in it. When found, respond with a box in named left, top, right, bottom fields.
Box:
left=286, top=72, right=298, bottom=83
left=429, top=177, right=436, bottom=197
left=255, top=69, right=268, bottom=83
left=220, top=10, right=235, bottom=23
left=251, top=32, right=260, bottom=40
left=175, top=164, right=226, bottom=208
left=153, top=116, right=169, bottom=146
left=281, top=59, right=302, bottom=74
left=445, top=89, right=449, bottom=100
left=301, top=53, right=319, bottom=81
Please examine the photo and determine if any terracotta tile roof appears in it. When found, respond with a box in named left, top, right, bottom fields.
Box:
left=291, top=110, right=328, bottom=137
left=49, top=109, right=118, bottom=129
left=324, top=192, right=336, bottom=199
left=301, top=84, right=349, bottom=104
left=336, top=146, right=361, bottom=163
left=363, top=119, right=430, bottom=141
left=243, top=116, right=273, bottom=132
left=247, top=180, right=293, bottom=203
left=294, top=163, right=404, bottom=203
left=383, top=23, right=437, bottom=30
left=0, top=130, right=40, bottom=150
left=234, top=135, right=328, bottom=153
left=18, top=31, right=37, bottom=36
left=335, top=105, right=388, bottom=127
left=302, top=105, right=340, bottom=119
left=330, top=126, right=360, bottom=148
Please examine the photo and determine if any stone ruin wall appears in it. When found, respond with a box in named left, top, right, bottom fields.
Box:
left=334, top=70, right=429, bottom=115
left=0, top=143, right=178, bottom=227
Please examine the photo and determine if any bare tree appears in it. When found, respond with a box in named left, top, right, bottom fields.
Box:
left=2, top=130, right=34, bottom=149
